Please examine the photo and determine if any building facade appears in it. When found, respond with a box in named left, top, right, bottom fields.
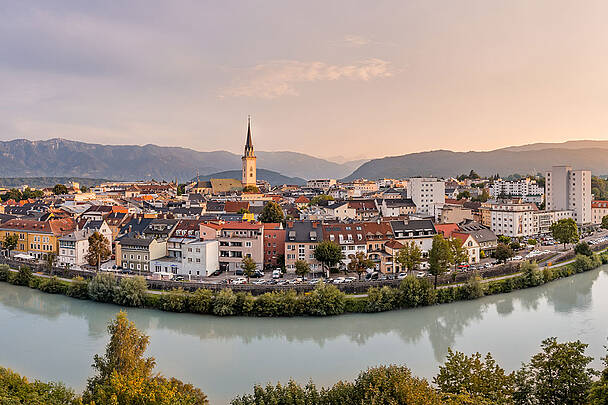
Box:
left=545, top=165, right=591, bottom=224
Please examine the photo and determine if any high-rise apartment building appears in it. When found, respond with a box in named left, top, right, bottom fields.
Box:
left=545, top=165, right=591, bottom=224
left=406, top=177, right=445, bottom=216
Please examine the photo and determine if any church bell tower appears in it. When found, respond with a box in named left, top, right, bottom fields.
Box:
left=242, top=116, right=257, bottom=187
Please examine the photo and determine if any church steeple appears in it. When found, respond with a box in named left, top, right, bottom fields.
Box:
left=242, top=115, right=257, bottom=187
left=244, top=115, right=254, bottom=157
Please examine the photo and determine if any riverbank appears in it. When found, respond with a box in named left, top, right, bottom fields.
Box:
left=1, top=251, right=606, bottom=318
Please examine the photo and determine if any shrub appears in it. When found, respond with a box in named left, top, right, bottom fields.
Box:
left=500, top=278, right=513, bottom=293
left=160, top=289, right=187, bottom=312
left=399, top=276, right=436, bottom=308
left=15, top=266, right=32, bottom=286
left=574, top=242, right=593, bottom=257
left=345, top=296, right=368, bottom=313
left=187, top=289, right=214, bottom=314
left=213, top=289, right=237, bottom=316
left=67, top=277, right=89, bottom=299
left=437, top=287, right=456, bottom=304
left=366, top=286, right=397, bottom=312
left=0, top=264, right=10, bottom=281
left=0, top=366, right=80, bottom=404
left=486, top=281, right=503, bottom=295
left=521, top=262, right=543, bottom=287
left=87, top=273, right=117, bottom=303
left=254, top=292, right=280, bottom=317
left=458, top=276, right=484, bottom=300
left=542, top=267, right=554, bottom=283
left=305, top=282, right=346, bottom=316
left=114, top=276, right=148, bottom=307
left=39, top=276, right=68, bottom=294
left=572, top=254, right=594, bottom=273
left=235, top=292, right=255, bottom=315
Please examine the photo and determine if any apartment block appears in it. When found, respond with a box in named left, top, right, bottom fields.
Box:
left=545, top=166, right=591, bottom=224
left=406, top=177, right=445, bottom=216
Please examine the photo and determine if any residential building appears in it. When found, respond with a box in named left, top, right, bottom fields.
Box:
left=489, top=202, right=573, bottom=237
left=262, top=223, right=285, bottom=269
left=407, top=177, right=445, bottom=216
left=0, top=218, right=75, bottom=259
left=322, top=223, right=367, bottom=268
left=390, top=219, right=437, bottom=252
left=116, top=236, right=166, bottom=273
left=305, top=179, right=337, bottom=190
left=379, top=198, right=416, bottom=218
left=200, top=222, right=264, bottom=272
left=58, top=229, right=96, bottom=267
left=592, top=200, right=608, bottom=225
left=489, top=178, right=543, bottom=199
left=545, top=165, right=591, bottom=224
left=284, top=221, right=323, bottom=273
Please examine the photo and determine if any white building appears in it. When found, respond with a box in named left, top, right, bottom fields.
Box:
left=181, top=239, right=219, bottom=277
left=592, top=201, right=608, bottom=225
left=489, top=202, right=573, bottom=237
left=306, top=179, right=337, bottom=190
left=545, top=166, right=591, bottom=224
left=489, top=178, right=543, bottom=199
left=58, top=229, right=96, bottom=267
left=406, top=177, right=445, bottom=217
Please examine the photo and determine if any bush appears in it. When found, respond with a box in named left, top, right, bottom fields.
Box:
left=572, top=254, right=594, bottom=273
left=39, top=276, right=68, bottom=294
left=437, top=287, right=456, bottom=304
left=87, top=273, right=117, bottom=303
left=305, top=282, right=346, bottom=316
left=345, top=296, right=368, bottom=313
left=15, top=266, right=32, bottom=286
left=187, top=289, right=214, bottom=314
left=0, top=264, right=10, bottom=281
left=458, top=276, right=484, bottom=300
left=0, top=366, right=80, bottom=405
left=213, top=289, right=237, bottom=316
left=366, top=286, right=397, bottom=312
left=521, top=262, right=543, bottom=287
left=160, top=289, right=187, bottom=312
left=67, top=277, right=89, bottom=299
left=574, top=242, right=593, bottom=257
left=114, top=276, right=148, bottom=307
left=235, top=292, right=255, bottom=315
left=398, top=276, right=436, bottom=308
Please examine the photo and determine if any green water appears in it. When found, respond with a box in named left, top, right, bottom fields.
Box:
left=1, top=267, right=608, bottom=404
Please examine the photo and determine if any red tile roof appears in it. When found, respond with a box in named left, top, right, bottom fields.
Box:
left=434, top=223, right=460, bottom=238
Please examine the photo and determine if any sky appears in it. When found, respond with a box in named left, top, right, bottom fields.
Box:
left=2, top=1, right=608, bottom=161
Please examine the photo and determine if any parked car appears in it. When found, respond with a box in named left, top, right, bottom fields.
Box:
left=235, top=269, right=244, bottom=276
left=416, top=271, right=426, bottom=278
left=397, top=272, right=408, bottom=280
left=233, top=277, right=247, bottom=285
left=173, top=275, right=185, bottom=281
left=272, top=269, right=281, bottom=279
left=333, top=277, right=345, bottom=284
left=365, top=271, right=379, bottom=280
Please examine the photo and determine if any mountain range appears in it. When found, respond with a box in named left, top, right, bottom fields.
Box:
left=0, top=139, right=362, bottom=181
left=345, top=140, right=608, bottom=180
left=3, top=138, right=608, bottom=183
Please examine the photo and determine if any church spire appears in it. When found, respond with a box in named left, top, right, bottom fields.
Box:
left=244, top=115, right=254, bottom=157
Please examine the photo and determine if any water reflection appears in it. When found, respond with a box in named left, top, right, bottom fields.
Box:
left=0, top=267, right=603, bottom=362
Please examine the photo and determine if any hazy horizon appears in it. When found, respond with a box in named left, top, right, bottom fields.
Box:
left=3, top=1, right=608, bottom=160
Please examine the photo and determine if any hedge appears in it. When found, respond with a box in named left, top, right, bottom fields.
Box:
left=1, top=252, right=607, bottom=317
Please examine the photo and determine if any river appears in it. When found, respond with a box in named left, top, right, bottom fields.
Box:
left=2, top=266, right=608, bottom=404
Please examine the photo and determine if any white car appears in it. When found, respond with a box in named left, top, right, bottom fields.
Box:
left=333, top=277, right=345, bottom=284
left=397, top=272, right=408, bottom=280
left=416, top=271, right=426, bottom=278
left=233, top=277, right=247, bottom=285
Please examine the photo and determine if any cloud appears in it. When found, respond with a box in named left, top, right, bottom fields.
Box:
left=343, top=35, right=372, bottom=47
left=220, top=58, right=393, bottom=99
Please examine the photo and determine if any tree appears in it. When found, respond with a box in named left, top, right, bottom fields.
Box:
left=87, top=272, right=117, bottom=303
left=396, top=241, right=423, bottom=274
left=114, top=276, right=148, bottom=307
left=435, top=348, right=515, bottom=404
left=449, top=238, right=469, bottom=269
left=550, top=218, right=579, bottom=250
left=347, top=251, right=375, bottom=280
left=0, top=367, right=80, bottom=404
left=294, top=260, right=310, bottom=278
left=494, top=243, right=514, bottom=264
left=309, top=194, right=334, bottom=205
left=45, top=252, right=57, bottom=276
left=83, top=311, right=208, bottom=404
left=602, top=215, right=608, bottom=231
left=469, top=169, right=480, bottom=179
left=237, top=207, right=250, bottom=214
left=241, top=256, right=257, bottom=282
left=314, top=240, right=344, bottom=278
left=514, top=337, right=596, bottom=405
left=242, top=185, right=260, bottom=193
left=497, top=235, right=511, bottom=244
left=86, top=231, right=111, bottom=272
left=428, top=234, right=452, bottom=288
left=2, top=233, right=19, bottom=257
left=574, top=241, right=593, bottom=257
left=52, top=184, right=68, bottom=195
left=258, top=201, right=284, bottom=223
left=457, top=191, right=471, bottom=200
left=589, top=343, right=608, bottom=404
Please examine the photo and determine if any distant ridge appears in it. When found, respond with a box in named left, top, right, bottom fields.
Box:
left=195, top=169, right=305, bottom=186
left=0, top=138, right=360, bottom=181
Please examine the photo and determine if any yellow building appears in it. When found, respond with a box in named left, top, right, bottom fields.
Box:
left=0, top=218, right=76, bottom=259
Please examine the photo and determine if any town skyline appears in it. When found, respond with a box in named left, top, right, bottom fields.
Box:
left=4, top=1, right=608, bottom=160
